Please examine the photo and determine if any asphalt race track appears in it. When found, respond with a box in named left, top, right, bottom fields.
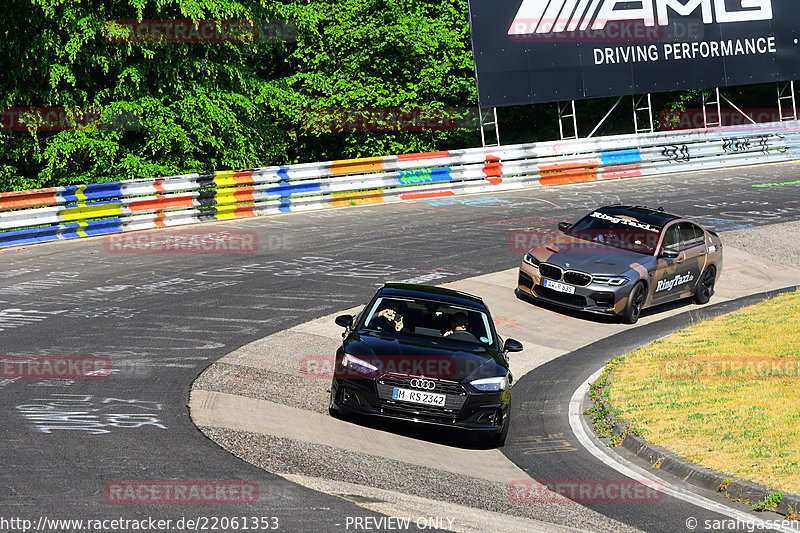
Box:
left=2, top=162, right=800, bottom=532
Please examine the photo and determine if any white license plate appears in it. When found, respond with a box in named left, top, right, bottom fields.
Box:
left=392, top=387, right=446, bottom=407
left=543, top=278, right=576, bottom=294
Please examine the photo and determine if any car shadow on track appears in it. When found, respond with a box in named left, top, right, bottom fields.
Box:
left=514, top=288, right=698, bottom=324
left=329, top=409, right=502, bottom=450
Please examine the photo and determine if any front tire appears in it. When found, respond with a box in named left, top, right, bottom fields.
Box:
left=693, top=265, right=716, bottom=305
left=328, top=380, right=341, bottom=418
left=485, top=410, right=510, bottom=448
left=494, top=417, right=510, bottom=448
left=622, top=282, right=646, bottom=324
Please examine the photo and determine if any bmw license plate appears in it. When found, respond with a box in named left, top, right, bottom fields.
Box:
left=392, top=387, right=446, bottom=407
left=543, top=278, right=575, bottom=294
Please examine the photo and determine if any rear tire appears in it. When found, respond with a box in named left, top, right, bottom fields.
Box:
left=693, top=266, right=716, bottom=305
left=622, top=282, right=646, bottom=324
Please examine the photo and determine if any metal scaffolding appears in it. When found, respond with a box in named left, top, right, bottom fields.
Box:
left=557, top=100, right=578, bottom=140
left=478, top=107, right=500, bottom=147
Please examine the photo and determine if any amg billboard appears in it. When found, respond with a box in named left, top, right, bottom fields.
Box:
left=467, top=0, right=800, bottom=106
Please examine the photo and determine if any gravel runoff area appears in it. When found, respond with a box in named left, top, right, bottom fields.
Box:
left=719, top=219, right=800, bottom=269
left=200, top=428, right=638, bottom=533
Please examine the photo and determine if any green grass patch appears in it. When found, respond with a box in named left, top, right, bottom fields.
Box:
left=607, top=289, right=800, bottom=495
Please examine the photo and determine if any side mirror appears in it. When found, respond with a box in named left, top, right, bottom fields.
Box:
left=557, top=222, right=572, bottom=232
left=504, top=338, right=523, bottom=353
left=335, top=314, right=353, bottom=328
left=660, top=248, right=679, bottom=259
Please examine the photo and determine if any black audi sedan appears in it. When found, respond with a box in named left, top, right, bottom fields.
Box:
left=329, top=283, right=523, bottom=447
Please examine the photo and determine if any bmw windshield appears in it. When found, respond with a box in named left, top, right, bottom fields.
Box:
left=565, top=210, right=662, bottom=255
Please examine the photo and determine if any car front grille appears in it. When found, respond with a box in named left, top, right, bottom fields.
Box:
left=564, top=271, right=592, bottom=286
left=538, top=263, right=562, bottom=280
left=376, top=374, right=467, bottom=419
left=534, top=285, right=588, bottom=307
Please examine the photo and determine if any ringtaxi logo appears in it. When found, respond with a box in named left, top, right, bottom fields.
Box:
left=508, top=479, right=663, bottom=503
left=1, top=356, right=112, bottom=379
left=104, top=481, right=258, bottom=504
left=655, top=272, right=694, bottom=292
left=104, top=230, right=262, bottom=254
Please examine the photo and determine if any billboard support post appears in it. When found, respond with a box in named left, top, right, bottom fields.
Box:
left=587, top=96, right=624, bottom=138
left=558, top=100, right=578, bottom=140
left=633, top=94, right=654, bottom=135
left=478, top=107, right=500, bottom=147
left=720, top=93, right=757, bottom=126
left=778, top=81, right=797, bottom=121
left=702, top=88, right=722, bottom=129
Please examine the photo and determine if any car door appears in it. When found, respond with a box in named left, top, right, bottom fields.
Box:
left=651, top=222, right=705, bottom=304
left=675, top=222, right=707, bottom=297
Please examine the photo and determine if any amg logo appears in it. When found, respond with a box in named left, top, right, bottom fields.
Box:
left=508, top=0, right=773, bottom=36
left=655, top=272, right=695, bottom=292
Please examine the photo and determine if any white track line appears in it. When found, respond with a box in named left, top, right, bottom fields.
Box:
left=569, top=367, right=799, bottom=533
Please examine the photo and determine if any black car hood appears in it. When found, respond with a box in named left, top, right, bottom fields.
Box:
left=535, top=237, right=655, bottom=274
left=343, top=330, right=506, bottom=382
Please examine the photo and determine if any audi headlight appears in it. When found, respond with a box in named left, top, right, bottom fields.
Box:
left=523, top=253, right=540, bottom=267
left=341, top=354, right=378, bottom=374
left=470, top=376, right=507, bottom=392
left=593, top=275, right=629, bottom=286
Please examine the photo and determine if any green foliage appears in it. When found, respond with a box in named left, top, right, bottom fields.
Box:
left=0, top=0, right=477, bottom=192
left=266, top=0, right=478, bottom=162
left=753, top=491, right=782, bottom=512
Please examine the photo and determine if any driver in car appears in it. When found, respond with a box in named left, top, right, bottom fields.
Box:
left=442, top=312, right=469, bottom=337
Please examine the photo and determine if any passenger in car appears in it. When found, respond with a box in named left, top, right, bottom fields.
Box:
left=371, top=306, right=408, bottom=332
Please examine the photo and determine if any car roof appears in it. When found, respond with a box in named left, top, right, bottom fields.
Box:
left=598, top=204, right=683, bottom=227
left=378, top=283, right=488, bottom=310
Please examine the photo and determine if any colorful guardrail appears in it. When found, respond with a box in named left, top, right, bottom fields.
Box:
left=2, top=121, right=800, bottom=248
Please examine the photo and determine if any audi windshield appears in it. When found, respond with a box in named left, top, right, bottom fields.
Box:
left=362, top=297, right=495, bottom=347
left=565, top=209, right=663, bottom=255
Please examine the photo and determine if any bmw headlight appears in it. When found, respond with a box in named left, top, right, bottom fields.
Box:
left=470, top=376, right=507, bottom=392
left=523, top=253, right=540, bottom=267
left=593, top=275, right=629, bottom=286
left=341, top=354, right=378, bottom=374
